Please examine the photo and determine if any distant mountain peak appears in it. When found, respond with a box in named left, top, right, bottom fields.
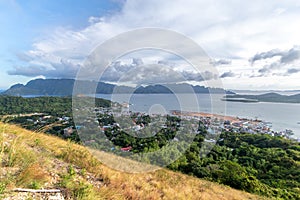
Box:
left=9, top=83, right=24, bottom=89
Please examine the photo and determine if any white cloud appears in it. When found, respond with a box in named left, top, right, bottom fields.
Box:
left=9, top=0, right=300, bottom=89
left=210, top=59, right=232, bottom=66
left=220, top=71, right=235, bottom=78
left=8, top=58, right=80, bottom=78
left=248, top=46, right=300, bottom=78
left=100, top=57, right=218, bottom=85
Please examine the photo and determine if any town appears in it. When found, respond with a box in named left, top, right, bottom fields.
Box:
left=2, top=102, right=299, bottom=150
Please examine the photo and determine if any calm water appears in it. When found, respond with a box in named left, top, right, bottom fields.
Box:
left=96, top=93, right=300, bottom=138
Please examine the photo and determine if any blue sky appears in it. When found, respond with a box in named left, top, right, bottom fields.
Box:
left=1, top=0, right=300, bottom=90
left=0, top=0, right=123, bottom=89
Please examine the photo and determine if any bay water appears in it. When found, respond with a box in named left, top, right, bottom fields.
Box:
left=96, top=93, right=300, bottom=138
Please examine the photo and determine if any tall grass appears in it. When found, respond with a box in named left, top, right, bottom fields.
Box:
left=0, top=123, right=267, bottom=200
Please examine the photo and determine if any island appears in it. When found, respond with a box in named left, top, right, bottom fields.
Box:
left=223, top=92, right=300, bottom=103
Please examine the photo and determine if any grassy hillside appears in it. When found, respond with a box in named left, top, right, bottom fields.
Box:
left=0, top=123, right=266, bottom=200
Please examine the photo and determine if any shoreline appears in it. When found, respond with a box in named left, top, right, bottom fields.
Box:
left=170, top=110, right=300, bottom=141
left=170, top=110, right=261, bottom=123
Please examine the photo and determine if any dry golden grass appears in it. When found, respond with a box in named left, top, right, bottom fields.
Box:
left=16, top=163, right=50, bottom=188
left=0, top=123, right=269, bottom=200
left=99, top=167, right=270, bottom=200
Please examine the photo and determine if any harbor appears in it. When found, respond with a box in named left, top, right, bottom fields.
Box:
left=170, top=110, right=298, bottom=141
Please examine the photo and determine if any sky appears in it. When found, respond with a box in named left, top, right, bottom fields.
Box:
left=1, top=0, right=300, bottom=90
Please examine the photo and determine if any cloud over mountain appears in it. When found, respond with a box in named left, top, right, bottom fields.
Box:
left=100, top=59, right=218, bottom=85
left=8, top=59, right=80, bottom=78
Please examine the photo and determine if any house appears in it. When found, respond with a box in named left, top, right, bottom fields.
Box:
left=224, top=120, right=231, bottom=125
left=133, top=125, right=141, bottom=131
left=63, top=127, right=73, bottom=137
left=103, top=125, right=111, bottom=130
left=42, top=115, right=51, bottom=119
left=75, top=125, right=82, bottom=130
left=121, top=146, right=132, bottom=151
left=63, top=116, right=70, bottom=121
left=204, top=139, right=216, bottom=143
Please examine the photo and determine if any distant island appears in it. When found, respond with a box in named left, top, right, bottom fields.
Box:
left=1, top=78, right=234, bottom=96
left=223, top=92, right=300, bottom=103
left=232, top=89, right=300, bottom=94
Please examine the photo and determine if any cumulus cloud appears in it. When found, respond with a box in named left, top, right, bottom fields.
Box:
left=280, top=47, right=300, bottom=64
left=249, top=49, right=283, bottom=64
left=210, top=59, right=231, bottom=66
left=88, top=16, right=103, bottom=24
left=120, top=64, right=183, bottom=84
left=181, top=70, right=218, bottom=82
left=269, top=67, right=300, bottom=77
left=249, top=46, right=300, bottom=77
left=250, top=46, right=300, bottom=65
left=285, top=68, right=300, bottom=75
left=132, top=58, right=144, bottom=66
left=8, top=59, right=80, bottom=78
left=220, top=71, right=235, bottom=78
left=8, top=0, right=300, bottom=89
left=100, top=58, right=218, bottom=85
left=100, top=60, right=140, bottom=82
left=256, top=62, right=280, bottom=76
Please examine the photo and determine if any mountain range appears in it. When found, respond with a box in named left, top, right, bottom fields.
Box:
left=1, top=78, right=234, bottom=96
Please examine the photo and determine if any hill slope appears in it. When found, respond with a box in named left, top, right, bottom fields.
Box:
left=0, top=123, right=265, bottom=200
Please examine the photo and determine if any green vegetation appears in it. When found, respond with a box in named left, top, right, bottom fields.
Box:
left=0, top=96, right=110, bottom=142
left=170, top=131, right=300, bottom=199
left=0, top=123, right=263, bottom=200
left=97, top=114, right=300, bottom=199
left=58, top=165, right=97, bottom=199
left=0, top=96, right=299, bottom=199
left=0, top=96, right=110, bottom=115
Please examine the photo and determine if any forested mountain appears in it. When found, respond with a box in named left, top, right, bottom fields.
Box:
left=2, top=78, right=234, bottom=96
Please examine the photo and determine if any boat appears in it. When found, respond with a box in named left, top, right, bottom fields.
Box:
left=221, top=97, right=259, bottom=103
left=284, top=129, right=294, bottom=136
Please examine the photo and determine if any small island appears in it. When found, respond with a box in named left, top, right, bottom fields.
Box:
left=223, top=92, right=300, bottom=103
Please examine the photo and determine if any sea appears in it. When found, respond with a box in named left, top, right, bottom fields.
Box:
left=22, top=93, right=300, bottom=138
left=95, top=93, right=300, bottom=138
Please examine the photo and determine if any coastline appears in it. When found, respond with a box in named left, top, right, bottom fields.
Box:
left=170, top=110, right=300, bottom=141
left=170, top=110, right=260, bottom=123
